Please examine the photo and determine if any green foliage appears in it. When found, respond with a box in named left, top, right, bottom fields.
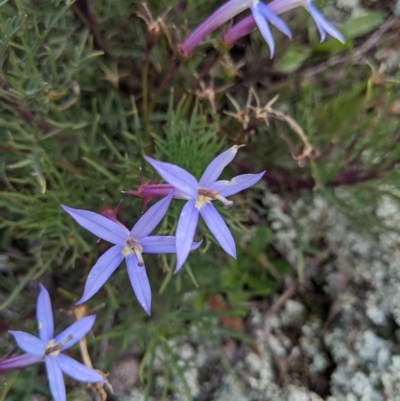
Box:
left=341, top=11, right=384, bottom=39
left=0, top=0, right=399, bottom=400
left=152, top=94, right=225, bottom=176
left=274, top=45, right=312, bottom=74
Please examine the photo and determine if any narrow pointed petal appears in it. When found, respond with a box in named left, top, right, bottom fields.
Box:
left=257, top=2, right=292, bottom=39
left=76, top=245, right=124, bottom=305
left=199, top=145, right=242, bottom=187
left=58, top=354, right=105, bottom=383
left=209, top=171, right=265, bottom=197
left=200, top=203, right=236, bottom=258
left=0, top=354, right=43, bottom=371
left=144, top=156, right=198, bottom=198
left=250, top=2, right=275, bottom=57
left=54, top=316, right=96, bottom=351
left=175, top=200, right=200, bottom=273
left=45, top=357, right=66, bottom=401
left=307, top=4, right=345, bottom=43
left=125, top=253, right=152, bottom=315
left=37, top=284, right=54, bottom=342
left=61, top=205, right=129, bottom=245
left=8, top=331, right=46, bottom=356
left=140, top=236, right=202, bottom=254
left=130, top=191, right=174, bottom=239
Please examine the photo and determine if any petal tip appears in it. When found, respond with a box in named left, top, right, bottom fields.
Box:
left=61, top=204, right=71, bottom=212
left=140, top=299, right=152, bottom=316
left=143, top=155, right=154, bottom=164
left=85, top=315, right=97, bottom=325
left=336, top=32, right=346, bottom=44
left=174, top=263, right=183, bottom=274
left=191, top=239, right=203, bottom=250
left=38, top=283, right=46, bottom=292
left=227, top=244, right=237, bottom=259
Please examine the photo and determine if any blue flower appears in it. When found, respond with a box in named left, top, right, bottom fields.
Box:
left=249, top=0, right=292, bottom=57
left=179, top=0, right=291, bottom=57
left=62, top=191, right=201, bottom=315
left=145, top=145, right=265, bottom=273
left=7, top=284, right=104, bottom=401
left=223, top=0, right=345, bottom=48
left=305, top=1, right=345, bottom=43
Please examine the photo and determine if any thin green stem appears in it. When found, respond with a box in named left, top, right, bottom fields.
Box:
left=195, top=51, right=221, bottom=85
left=148, top=57, right=182, bottom=115
left=179, top=51, right=222, bottom=117
left=0, top=264, right=41, bottom=311
left=142, top=40, right=154, bottom=154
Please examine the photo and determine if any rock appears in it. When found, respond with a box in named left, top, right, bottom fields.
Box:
left=108, top=356, right=140, bottom=396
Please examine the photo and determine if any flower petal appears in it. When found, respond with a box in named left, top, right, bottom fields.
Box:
left=140, top=236, right=202, bottom=254
left=199, top=145, right=242, bottom=187
left=257, top=2, right=292, bottom=39
left=8, top=331, right=46, bottom=356
left=209, top=171, right=265, bottom=197
left=0, top=354, right=43, bottom=371
left=76, top=245, right=124, bottom=305
left=175, top=199, right=200, bottom=273
left=144, top=156, right=198, bottom=198
left=125, top=253, right=152, bottom=316
left=200, top=202, right=236, bottom=258
left=130, top=191, right=174, bottom=239
left=307, top=4, right=345, bottom=43
left=57, top=354, right=105, bottom=383
left=54, top=315, right=96, bottom=351
left=61, top=205, right=129, bottom=245
left=37, top=284, right=54, bottom=342
left=45, top=356, right=66, bottom=401
left=179, top=0, right=248, bottom=56
left=250, top=2, right=275, bottom=57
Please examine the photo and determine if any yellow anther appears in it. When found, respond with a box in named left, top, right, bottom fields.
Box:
left=195, top=188, right=233, bottom=209
left=45, top=334, right=73, bottom=356
left=123, top=237, right=145, bottom=266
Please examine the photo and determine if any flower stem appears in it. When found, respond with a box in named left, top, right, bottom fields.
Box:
left=148, top=57, right=182, bottom=116
left=195, top=51, right=221, bottom=84
left=179, top=51, right=222, bottom=116
left=142, top=40, right=154, bottom=155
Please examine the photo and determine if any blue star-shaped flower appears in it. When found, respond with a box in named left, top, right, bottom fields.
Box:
left=250, top=0, right=292, bottom=57
left=7, top=284, right=104, bottom=401
left=222, top=0, right=345, bottom=49
left=145, top=145, right=265, bottom=273
left=62, top=191, right=201, bottom=315
left=304, top=0, right=345, bottom=43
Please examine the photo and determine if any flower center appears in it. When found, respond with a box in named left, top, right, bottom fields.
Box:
left=45, top=335, right=73, bottom=356
left=195, top=188, right=233, bottom=210
left=123, top=237, right=145, bottom=266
